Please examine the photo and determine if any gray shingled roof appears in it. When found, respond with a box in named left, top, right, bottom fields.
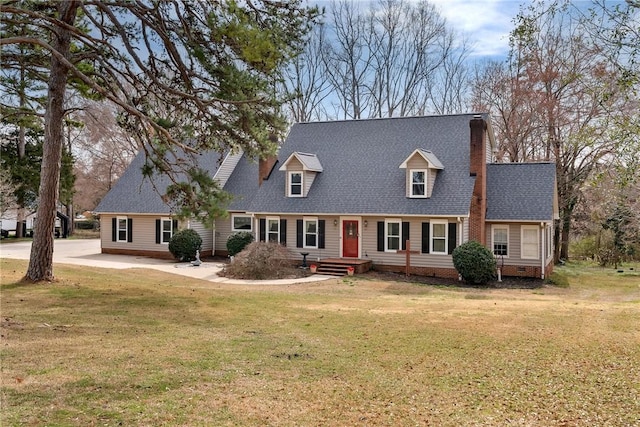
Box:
left=95, top=149, right=224, bottom=214
left=244, top=114, right=484, bottom=216
left=486, top=162, right=557, bottom=221
left=98, top=115, right=556, bottom=221
left=222, top=154, right=260, bottom=212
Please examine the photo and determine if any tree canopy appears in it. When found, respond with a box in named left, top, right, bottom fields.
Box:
left=472, top=0, right=638, bottom=261
left=1, top=0, right=319, bottom=281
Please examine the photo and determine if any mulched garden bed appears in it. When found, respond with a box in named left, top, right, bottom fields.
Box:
left=363, top=270, right=545, bottom=289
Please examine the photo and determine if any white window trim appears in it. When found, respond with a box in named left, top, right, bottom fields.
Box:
left=232, top=214, right=253, bottom=232
left=160, top=217, right=173, bottom=244
left=430, top=220, right=448, bottom=254
left=491, top=224, right=509, bottom=258
left=546, top=225, right=553, bottom=258
left=303, top=216, right=318, bottom=249
left=267, top=216, right=280, bottom=243
left=385, top=218, right=401, bottom=252
left=117, top=216, right=128, bottom=242
left=288, top=171, right=303, bottom=197
left=409, top=169, right=428, bottom=198
left=521, top=225, right=540, bottom=259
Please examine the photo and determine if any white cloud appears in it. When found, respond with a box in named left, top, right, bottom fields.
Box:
left=429, top=0, right=522, bottom=58
left=314, top=0, right=523, bottom=59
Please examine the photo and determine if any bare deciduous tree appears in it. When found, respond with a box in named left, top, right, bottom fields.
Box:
left=280, top=23, right=333, bottom=122
left=428, top=32, right=471, bottom=115
left=71, top=101, right=138, bottom=211
left=368, top=0, right=452, bottom=117
left=282, top=0, right=471, bottom=120
left=473, top=0, right=632, bottom=261
left=322, top=0, right=375, bottom=119
left=583, top=0, right=639, bottom=89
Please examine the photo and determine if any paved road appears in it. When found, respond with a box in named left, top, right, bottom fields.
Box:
left=0, top=239, right=331, bottom=285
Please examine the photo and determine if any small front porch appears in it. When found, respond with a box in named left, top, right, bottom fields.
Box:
left=313, top=258, right=372, bottom=276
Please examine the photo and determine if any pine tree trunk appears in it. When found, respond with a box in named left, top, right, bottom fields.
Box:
left=26, top=1, right=79, bottom=282
left=16, top=66, right=27, bottom=239
left=16, top=207, right=25, bottom=238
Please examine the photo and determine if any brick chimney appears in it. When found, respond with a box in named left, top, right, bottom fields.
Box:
left=259, top=155, right=277, bottom=186
left=259, top=133, right=279, bottom=186
left=468, top=115, right=487, bottom=245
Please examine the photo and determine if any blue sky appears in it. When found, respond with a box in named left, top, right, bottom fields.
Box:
left=316, top=1, right=625, bottom=60
left=313, top=0, right=526, bottom=59
left=429, top=0, right=523, bottom=58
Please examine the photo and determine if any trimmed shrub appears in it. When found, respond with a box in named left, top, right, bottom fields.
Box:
left=452, top=240, right=496, bottom=285
left=168, top=228, right=202, bottom=261
left=222, top=241, right=293, bottom=280
left=226, top=232, right=254, bottom=257
left=75, top=220, right=98, bottom=230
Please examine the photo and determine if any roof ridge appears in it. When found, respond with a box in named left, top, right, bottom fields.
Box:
left=295, top=112, right=489, bottom=125
left=488, top=161, right=555, bottom=165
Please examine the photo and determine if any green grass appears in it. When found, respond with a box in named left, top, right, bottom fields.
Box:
left=1, top=259, right=639, bottom=426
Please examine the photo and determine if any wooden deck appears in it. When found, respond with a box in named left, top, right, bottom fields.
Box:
left=313, top=258, right=372, bottom=276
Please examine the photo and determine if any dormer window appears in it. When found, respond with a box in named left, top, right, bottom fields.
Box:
left=410, top=170, right=427, bottom=197
left=279, top=152, right=323, bottom=198
left=289, top=172, right=303, bottom=197
left=399, top=149, right=443, bottom=199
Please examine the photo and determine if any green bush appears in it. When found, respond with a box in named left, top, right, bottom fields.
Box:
left=570, top=235, right=598, bottom=260
left=226, top=232, right=254, bottom=257
left=168, top=228, right=202, bottom=261
left=222, top=241, right=293, bottom=280
left=74, top=220, right=98, bottom=230
left=452, top=240, right=496, bottom=285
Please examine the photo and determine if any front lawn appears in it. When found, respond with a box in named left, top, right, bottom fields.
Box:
left=1, top=259, right=639, bottom=426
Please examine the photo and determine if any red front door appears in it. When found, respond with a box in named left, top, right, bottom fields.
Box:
left=342, top=220, right=359, bottom=258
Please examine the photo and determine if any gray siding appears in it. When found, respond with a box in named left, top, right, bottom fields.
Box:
left=189, top=220, right=213, bottom=252
left=428, top=169, right=438, bottom=198
left=486, top=222, right=551, bottom=267
left=214, top=215, right=236, bottom=253
left=242, top=214, right=458, bottom=269
left=240, top=214, right=341, bottom=261
left=462, top=217, right=469, bottom=243
left=285, top=214, right=340, bottom=262
left=362, top=216, right=455, bottom=269
left=101, top=214, right=170, bottom=254
left=304, top=170, right=317, bottom=195
left=214, top=151, right=243, bottom=187
left=101, top=215, right=213, bottom=254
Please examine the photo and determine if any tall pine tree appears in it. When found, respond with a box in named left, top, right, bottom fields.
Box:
left=1, top=0, right=318, bottom=281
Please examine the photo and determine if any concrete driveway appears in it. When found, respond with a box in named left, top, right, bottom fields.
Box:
left=0, top=239, right=331, bottom=285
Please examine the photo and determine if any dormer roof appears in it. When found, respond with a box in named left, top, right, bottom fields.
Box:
left=399, top=149, right=444, bottom=170
left=278, top=152, right=323, bottom=172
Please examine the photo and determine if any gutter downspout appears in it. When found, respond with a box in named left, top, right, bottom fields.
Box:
left=541, top=222, right=545, bottom=280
